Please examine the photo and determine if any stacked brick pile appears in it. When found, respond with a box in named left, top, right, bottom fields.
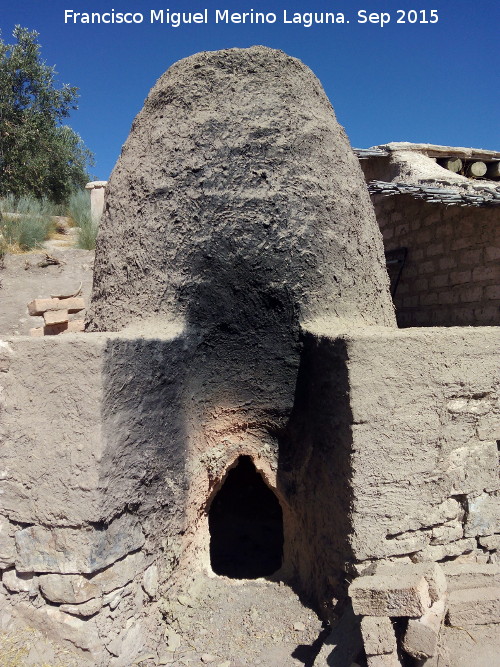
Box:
left=350, top=563, right=448, bottom=666
left=28, top=297, right=85, bottom=336
left=348, top=561, right=500, bottom=666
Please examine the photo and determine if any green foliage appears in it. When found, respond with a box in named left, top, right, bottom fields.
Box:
left=68, top=189, right=98, bottom=249
left=0, top=194, right=55, bottom=250
left=0, top=26, right=94, bottom=204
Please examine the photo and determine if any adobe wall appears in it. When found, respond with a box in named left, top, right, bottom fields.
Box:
left=0, top=327, right=498, bottom=662
left=374, top=193, right=500, bottom=326
left=341, top=326, right=499, bottom=568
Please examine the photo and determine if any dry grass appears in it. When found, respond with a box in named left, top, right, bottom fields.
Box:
left=68, top=191, right=98, bottom=250
left=0, top=196, right=56, bottom=252
left=0, top=628, right=79, bottom=667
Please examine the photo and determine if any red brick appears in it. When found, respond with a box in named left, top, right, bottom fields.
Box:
left=403, top=295, right=419, bottom=308
left=459, top=287, right=483, bottom=303
left=423, top=210, right=441, bottom=226
left=65, top=320, right=85, bottom=333
left=450, top=270, right=471, bottom=285
left=43, top=310, right=69, bottom=326
left=438, top=291, right=459, bottom=305
left=403, top=265, right=418, bottom=279
left=416, top=229, right=432, bottom=244
left=410, top=248, right=424, bottom=261
left=395, top=223, right=409, bottom=238
left=451, top=237, right=473, bottom=251
left=441, top=223, right=455, bottom=238
left=414, top=278, right=429, bottom=292
left=485, top=246, right=500, bottom=262
left=473, top=266, right=499, bottom=282
left=420, top=261, right=435, bottom=275
left=426, top=243, right=444, bottom=257
left=420, top=292, right=439, bottom=306
left=439, top=256, right=456, bottom=271
left=484, top=285, right=500, bottom=300
left=460, top=248, right=483, bottom=266
left=27, top=297, right=85, bottom=316
left=473, top=306, right=499, bottom=324
left=429, top=274, right=448, bottom=289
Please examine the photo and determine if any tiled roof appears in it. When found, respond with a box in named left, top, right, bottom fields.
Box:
left=367, top=180, right=500, bottom=207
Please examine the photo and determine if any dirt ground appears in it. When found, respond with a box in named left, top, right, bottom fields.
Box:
left=0, top=248, right=94, bottom=337
left=2, top=571, right=499, bottom=667
left=157, top=574, right=326, bottom=667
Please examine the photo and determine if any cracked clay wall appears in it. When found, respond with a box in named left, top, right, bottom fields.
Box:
left=341, top=327, right=500, bottom=571
left=83, top=45, right=396, bottom=612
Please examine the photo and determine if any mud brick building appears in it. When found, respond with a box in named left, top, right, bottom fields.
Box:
left=358, top=143, right=500, bottom=327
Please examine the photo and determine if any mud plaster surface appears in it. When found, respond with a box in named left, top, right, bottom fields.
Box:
left=88, top=45, right=394, bottom=332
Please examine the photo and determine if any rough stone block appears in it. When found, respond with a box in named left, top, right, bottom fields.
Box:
left=60, top=596, right=103, bottom=617
left=15, top=514, right=144, bottom=574
left=413, top=538, right=476, bottom=563
left=43, top=309, right=69, bottom=325
left=443, top=442, right=499, bottom=495
left=90, top=551, right=145, bottom=594
left=33, top=605, right=97, bottom=652
left=39, top=573, right=100, bottom=604
left=361, top=616, right=397, bottom=656
left=349, top=573, right=431, bottom=617
left=440, top=562, right=500, bottom=591
left=373, top=563, right=447, bottom=604
left=402, top=596, right=447, bottom=659
left=0, top=516, right=16, bottom=568
left=2, top=569, right=38, bottom=595
left=27, top=297, right=85, bottom=316
left=142, top=564, right=158, bottom=598
left=464, top=493, right=499, bottom=537
left=65, top=319, right=85, bottom=333
left=477, top=416, right=500, bottom=441
left=430, top=521, right=463, bottom=545
left=479, top=535, right=500, bottom=551
left=447, top=587, right=500, bottom=625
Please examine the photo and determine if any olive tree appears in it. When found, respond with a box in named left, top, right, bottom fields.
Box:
left=0, top=26, right=94, bottom=203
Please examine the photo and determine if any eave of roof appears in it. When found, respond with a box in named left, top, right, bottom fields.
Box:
left=368, top=180, right=500, bottom=207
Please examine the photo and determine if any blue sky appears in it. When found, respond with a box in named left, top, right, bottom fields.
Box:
left=2, top=1, right=498, bottom=179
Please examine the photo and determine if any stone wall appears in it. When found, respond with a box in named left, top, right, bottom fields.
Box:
left=373, top=193, right=500, bottom=326
left=340, top=326, right=499, bottom=569
left=0, top=334, right=180, bottom=664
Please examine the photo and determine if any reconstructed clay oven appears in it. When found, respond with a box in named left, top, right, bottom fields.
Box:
left=85, top=43, right=395, bottom=605
left=0, top=47, right=498, bottom=666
